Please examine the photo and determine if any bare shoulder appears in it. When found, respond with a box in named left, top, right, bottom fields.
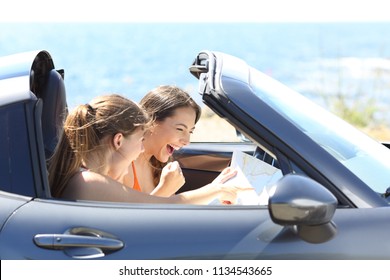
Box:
left=61, top=171, right=125, bottom=202
left=60, top=170, right=170, bottom=204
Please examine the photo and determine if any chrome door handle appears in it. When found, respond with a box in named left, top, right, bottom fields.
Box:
left=33, top=227, right=124, bottom=259
left=34, top=233, right=123, bottom=250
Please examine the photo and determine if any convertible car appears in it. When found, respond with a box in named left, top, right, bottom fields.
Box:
left=1, top=50, right=390, bottom=260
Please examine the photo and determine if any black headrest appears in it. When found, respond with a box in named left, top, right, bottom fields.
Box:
left=39, top=69, right=68, bottom=159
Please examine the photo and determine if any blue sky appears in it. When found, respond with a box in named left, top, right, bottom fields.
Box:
left=1, top=0, right=389, bottom=22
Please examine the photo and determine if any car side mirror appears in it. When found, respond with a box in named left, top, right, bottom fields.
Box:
left=268, top=174, right=338, bottom=244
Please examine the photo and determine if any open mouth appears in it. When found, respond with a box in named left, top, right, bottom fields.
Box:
left=167, top=145, right=174, bottom=155
left=167, top=144, right=180, bottom=155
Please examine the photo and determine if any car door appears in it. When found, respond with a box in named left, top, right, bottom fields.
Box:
left=3, top=194, right=390, bottom=259
left=0, top=197, right=280, bottom=260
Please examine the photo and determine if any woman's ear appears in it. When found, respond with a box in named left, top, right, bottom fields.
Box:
left=112, top=133, right=123, bottom=150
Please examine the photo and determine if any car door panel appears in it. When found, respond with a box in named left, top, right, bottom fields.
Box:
left=0, top=199, right=273, bottom=259
left=0, top=193, right=31, bottom=232
left=2, top=198, right=390, bottom=259
left=268, top=207, right=390, bottom=259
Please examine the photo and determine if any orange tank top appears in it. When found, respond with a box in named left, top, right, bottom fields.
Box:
left=131, top=161, right=141, bottom=192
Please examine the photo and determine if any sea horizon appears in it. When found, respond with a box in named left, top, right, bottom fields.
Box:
left=1, top=22, right=390, bottom=123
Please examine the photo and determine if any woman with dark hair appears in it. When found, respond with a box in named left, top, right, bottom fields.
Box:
left=120, top=85, right=237, bottom=197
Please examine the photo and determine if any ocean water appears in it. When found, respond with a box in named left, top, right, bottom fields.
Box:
left=1, top=22, right=390, bottom=120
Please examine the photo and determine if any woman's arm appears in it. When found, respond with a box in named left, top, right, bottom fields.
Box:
left=62, top=169, right=253, bottom=205
left=151, top=161, right=185, bottom=197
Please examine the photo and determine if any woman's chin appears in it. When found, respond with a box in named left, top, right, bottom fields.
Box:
left=157, top=154, right=170, bottom=163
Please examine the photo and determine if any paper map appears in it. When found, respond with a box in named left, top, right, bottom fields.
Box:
left=226, top=150, right=283, bottom=205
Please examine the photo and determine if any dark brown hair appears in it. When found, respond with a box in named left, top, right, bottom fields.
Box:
left=140, top=85, right=201, bottom=186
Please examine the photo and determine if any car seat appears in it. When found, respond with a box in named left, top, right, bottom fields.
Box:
left=37, top=68, right=68, bottom=159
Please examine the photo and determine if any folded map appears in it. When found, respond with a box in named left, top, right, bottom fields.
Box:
left=226, top=150, right=283, bottom=205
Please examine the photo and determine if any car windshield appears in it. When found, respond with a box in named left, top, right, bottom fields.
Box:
left=249, top=67, right=390, bottom=195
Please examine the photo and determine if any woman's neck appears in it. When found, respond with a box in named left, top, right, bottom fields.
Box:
left=134, top=152, right=157, bottom=194
left=137, top=151, right=152, bottom=164
left=135, top=153, right=153, bottom=176
left=83, top=159, right=106, bottom=175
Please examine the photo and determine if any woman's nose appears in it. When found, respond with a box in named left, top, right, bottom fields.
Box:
left=180, top=133, right=191, bottom=146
